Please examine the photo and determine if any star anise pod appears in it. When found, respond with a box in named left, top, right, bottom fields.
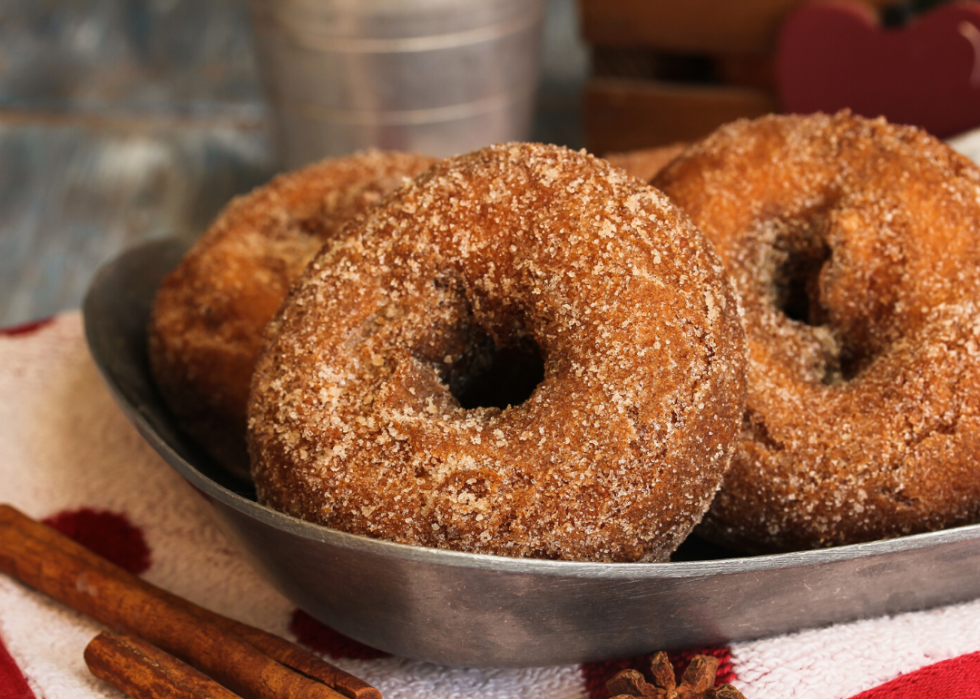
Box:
left=606, top=652, right=747, bottom=699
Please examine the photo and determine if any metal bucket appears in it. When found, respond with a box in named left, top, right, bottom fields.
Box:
left=249, top=0, right=546, bottom=167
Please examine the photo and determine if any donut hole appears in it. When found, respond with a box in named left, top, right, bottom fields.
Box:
left=771, top=232, right=831, bottom=327
left=763, top=217, right=859, bottom=383
left=444, top=331, right=545, bottom=410
left=767, top=221, right=873, bottom=383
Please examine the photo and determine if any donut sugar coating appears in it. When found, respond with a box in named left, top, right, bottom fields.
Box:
left=653, top=111, right=980, bottom=553
left=148, top=151, right=435, bottom=480
left=248, top=142, right=747, bottom=562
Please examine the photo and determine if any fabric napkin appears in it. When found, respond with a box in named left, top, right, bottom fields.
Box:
left=1, top=313, right=980, bottom=699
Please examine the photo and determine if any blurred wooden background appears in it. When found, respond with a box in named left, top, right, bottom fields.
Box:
left=579, top=0, right=973, bottom=156
left=580, top=0, right=905, bottom=154
left=0, top=0, right=588, bottom=327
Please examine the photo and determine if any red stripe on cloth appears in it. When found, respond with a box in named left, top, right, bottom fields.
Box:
left=0, top=635, right=37, bottom=699
left=289, top=610, right=391, bottom=661
left=848, top=651, right=980, bottom=699
left=42, top=509, right=151, bottom=575
left=0, top=318, right=54, bottom=337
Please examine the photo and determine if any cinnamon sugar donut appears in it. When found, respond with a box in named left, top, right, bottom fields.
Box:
left=148, top=151, right=435, bottom=479
left=248, top=143, right=747, bottom=562
left=654, top=112, right=980, bottom=552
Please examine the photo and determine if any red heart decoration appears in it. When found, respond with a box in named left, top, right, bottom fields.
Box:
left=777, top=0, right=980, bottom=137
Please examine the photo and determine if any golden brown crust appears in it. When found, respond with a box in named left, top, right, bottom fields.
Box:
left=148, top=151, right=436, bottom=479
left=248, top=143, right=747, bottom=562
left=605, top=143, right=689, bottom=184
left=654, top=112, right=980, bottom=553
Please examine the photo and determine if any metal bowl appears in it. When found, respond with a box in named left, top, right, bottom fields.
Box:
left=83, top=237, right=980, bottom=667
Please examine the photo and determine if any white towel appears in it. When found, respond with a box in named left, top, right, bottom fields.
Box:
left=1, top=313, right=978, bottom=699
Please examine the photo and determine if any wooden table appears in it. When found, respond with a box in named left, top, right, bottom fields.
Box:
left=0, top=0, right=586, bottom=328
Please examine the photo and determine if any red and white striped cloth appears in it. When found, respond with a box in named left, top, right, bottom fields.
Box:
left=2, top=313, right=980, bottom=699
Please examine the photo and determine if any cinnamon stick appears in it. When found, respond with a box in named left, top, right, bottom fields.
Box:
left=85, top=631, right=243, bottom=699
left=0, top=504, right=380, bottom=699
left=0, top=504, right=377, bottom=699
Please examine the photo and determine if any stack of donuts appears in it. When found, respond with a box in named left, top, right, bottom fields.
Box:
left=149, top=112, right=980, bottom=562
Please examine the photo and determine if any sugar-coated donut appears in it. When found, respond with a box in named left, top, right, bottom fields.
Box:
left=654, top=112, right=980, bottom=552
left=248, top=143, right=747, bottom=562
left=148, top=151, right=435, bottom=479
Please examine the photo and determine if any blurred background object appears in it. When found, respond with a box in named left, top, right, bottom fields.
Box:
left=5, top=0, right=979, bottom=328
left=0, top=0, right=587, bottom=327
left=777, top=0, right=980, bottom=138
left=580, top=0, right=979, bottom=154
left=250, top=0, right=546, bottom=167
left=0, top=0, right=272, bottom=326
